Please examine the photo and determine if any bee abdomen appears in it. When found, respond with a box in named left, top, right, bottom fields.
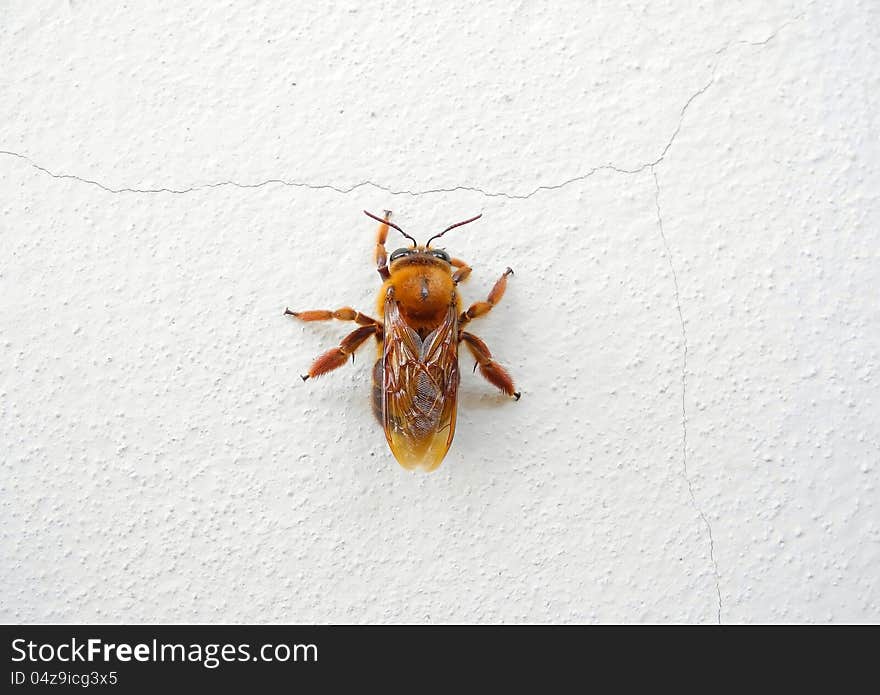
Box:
left=371, top=358, right=383, bottom=424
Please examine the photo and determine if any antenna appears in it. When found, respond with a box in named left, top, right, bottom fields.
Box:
left=363, top=210, right=417, bottom=247
left=426, top=214, right=483, bottom=248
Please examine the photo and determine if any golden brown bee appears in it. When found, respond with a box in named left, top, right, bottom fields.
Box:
left=286, top=210, right=518, bottom=471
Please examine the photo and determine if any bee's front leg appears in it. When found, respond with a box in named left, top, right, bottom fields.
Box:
left=374, top=210, right=393, bottom=280
left=285, top=306, right=379, bottom=328
left=451, top=258, right=472, bottom=284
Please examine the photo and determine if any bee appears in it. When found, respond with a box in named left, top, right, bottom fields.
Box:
left=286, top=210, right=519, bottom=471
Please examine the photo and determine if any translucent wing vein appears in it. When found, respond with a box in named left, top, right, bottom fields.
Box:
left=382, top=297, right=460, bottom=471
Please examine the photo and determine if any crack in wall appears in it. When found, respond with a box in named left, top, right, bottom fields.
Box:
left=634, top=9, right=810, bottom=625
left=0, top=73, right=709, bottom=198
left=0, top=12, right=804, bottom=202
left=652, top=166, right=722, bottom=624
left=0, top=146, right=675, bottom=199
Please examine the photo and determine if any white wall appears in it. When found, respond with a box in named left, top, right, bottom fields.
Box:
left=2, top=1, right=877, bottom=623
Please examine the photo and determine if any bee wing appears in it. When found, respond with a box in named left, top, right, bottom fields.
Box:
left=382, top=297, right=460, bottom=471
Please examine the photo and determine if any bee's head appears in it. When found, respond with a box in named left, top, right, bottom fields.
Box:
left=363, top=210, right=482, bottom=268
left=388, top=246, right=451, bottom=266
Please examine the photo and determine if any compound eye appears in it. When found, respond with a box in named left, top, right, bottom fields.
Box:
left=430, top=249, right=451, bottom=262
left=389, top=248, right=411, bottom=262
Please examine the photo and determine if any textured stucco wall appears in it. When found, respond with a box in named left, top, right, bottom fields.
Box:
left=2, top=1, right=878, bottom=623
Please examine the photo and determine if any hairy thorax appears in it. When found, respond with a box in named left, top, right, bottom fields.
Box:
left=378, top=258, right=460, bottom=336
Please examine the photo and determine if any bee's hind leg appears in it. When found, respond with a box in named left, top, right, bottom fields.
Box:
left=459, top=330, right=519, bottom=399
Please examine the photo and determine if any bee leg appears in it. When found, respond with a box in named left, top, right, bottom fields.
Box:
left=459, top=267, right=514, bottom=326
left=451, top=258, right=472, bottom=284
left=285, top=307, right=380, bottom=327
left=374, top=209, right=393, bottom=280
left=301, top=325, right=380, bottom=381
left=459, top=331, right=519, bottom=399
